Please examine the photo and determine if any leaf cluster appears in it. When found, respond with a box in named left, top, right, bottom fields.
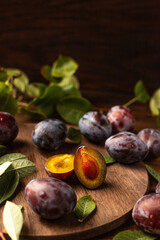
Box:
left=0, top=56, right=92, bottom=125
left=0, top=153, right=36, bottom=204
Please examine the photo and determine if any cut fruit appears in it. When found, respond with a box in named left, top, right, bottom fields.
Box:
left=45, top=154, right=74, bottom=180
left=74, top=146, right=107, bottom=189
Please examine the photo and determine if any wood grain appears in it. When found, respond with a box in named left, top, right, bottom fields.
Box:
left=0, top=123, right=149, bottom=240
left=0, top=0, right=160, bottom=107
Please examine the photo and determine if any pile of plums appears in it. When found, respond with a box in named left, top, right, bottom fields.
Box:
left=78, top=106, right=160, bottom=164
left=31, top=106, right=160, bottom=165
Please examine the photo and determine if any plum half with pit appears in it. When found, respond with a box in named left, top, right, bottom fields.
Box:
left=0, top=112, right=19, bottom=145
left=107, top=105, right=135, bottom=134
left=132, top=193, right=160, bottom=235
left=32, top=119, right=67, bottom=150
left=74, top=146, right=107, bottom=189
left=105, top=131, right=148, bottom=164
left=137, top=128, right=160, bottom=160
left=79, top=111, right=112, bottom=143
left=25, top=177, right=77, bottom=220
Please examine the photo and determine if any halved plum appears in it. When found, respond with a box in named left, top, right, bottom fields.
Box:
left=74, top=146, right=107, bottom=189
left=45, top=154, right=74, bottom=180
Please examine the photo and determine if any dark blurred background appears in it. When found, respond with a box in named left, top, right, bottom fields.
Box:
left=1, top=0, right=160, bottom=107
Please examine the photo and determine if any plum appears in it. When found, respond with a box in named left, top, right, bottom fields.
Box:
left=0, top=112, right=19, bottom=145
left=107, top=105, right=135, bottom=133
left=156, top=182, right=160, bottom=194
left=79, top=111, right=112, bottom=143
left=132, top=193, right=160, bottom=235
left=137, top=128, right=160, bottom=160
left=25, top=177, right=77, bottom=220
left=32, top=119, right=67, bottom=150
left=105, top=131, right=148, bottom=164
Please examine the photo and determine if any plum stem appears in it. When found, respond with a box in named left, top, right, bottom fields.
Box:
left=123, top=97, right=137, bottom=107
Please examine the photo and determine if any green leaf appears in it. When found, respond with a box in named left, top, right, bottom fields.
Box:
left=0, top=153, right=36, bottom=178
left=103, top=155, right=116, bottom=165
left=145, top=164, right=160, bottom=182
left=134, top=81, right=150, bottom=103
left=149, top=88, right=160, bottom=115
left=74, top=195, right=96, bottom=222
left=32, top=84, right=63, bottom=117
left=25, top=84, right=38, bottom=98
left=6, top=68, right=29, bottom=93
left=0, top=162, right=12, bottom=176
left=35, top=83, right=47, bottom=98
left=51, top=55, right=79, bottom=78
left=67, top=127, right=81, bottom=143
left=28, top=83, right=47, bottom=107
left=0, top=82, right=18, bottom=115
left=3, top=201, right=23, bottom=240
left=0, top=171, right=19, bottom=204
left=19, top=106, right=46, bottom=120
left=0, top=145, right=6, bottom=156
left=58, top=75, right=80, bottom=89
left=62, top=85, right=81, bottom=97
left=113, top=230, right=156, bottom=240
left=0, top=68, right=7, bottom=82
left=6, top=159, right=36, bottom=178
left=57, top=96, right=93, bottom=125
left=0, top=153, right=27, bottom=162
left=41, top=65, right=62, bottom=83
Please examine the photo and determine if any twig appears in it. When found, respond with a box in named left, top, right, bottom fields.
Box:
left=123, top=97, right=138, bottom=107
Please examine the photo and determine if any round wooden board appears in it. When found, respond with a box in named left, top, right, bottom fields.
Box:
left=0, top=123, right=149, bottom=240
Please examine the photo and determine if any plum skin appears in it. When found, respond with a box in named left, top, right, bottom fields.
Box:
left=32, top=119, right=67, bottom=150
left=25, top=177, right=77, bottom=220
left=105, top=131, right=148, bottom=164
left=107, top=105, right=135, bottom=134
left=137, top=128, right=160, bottom=160
left=79, top=111, right=112, bottom=143
left=156, top=182, right=160, bottom=194
left=132, top=193, right=160, bottom=235
left=0, top=112, right=19, bottom=145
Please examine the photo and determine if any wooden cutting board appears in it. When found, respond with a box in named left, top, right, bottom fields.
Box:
left=0, top=123, right=149, bottom=240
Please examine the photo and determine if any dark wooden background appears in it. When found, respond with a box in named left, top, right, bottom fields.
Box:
left=0, top=0, right=160, bottom=107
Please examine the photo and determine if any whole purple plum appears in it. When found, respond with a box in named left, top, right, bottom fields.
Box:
left=79, top=111, right=112, bottom=143
left=32, top=119, right=67, bottom=150
left=137, top=128, right=160, bottom=160
left=105, top=131, right=148, bottom=164
left=25, top=177, right=77, bottom=220
left=132, top=193, right=160, bottom=235
left=107, top=105, right=135, bottom=134
left=0, top=112, right=19, bottom=145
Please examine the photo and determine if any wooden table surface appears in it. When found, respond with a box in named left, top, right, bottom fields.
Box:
left=1, top=0, right=160, bottom=239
